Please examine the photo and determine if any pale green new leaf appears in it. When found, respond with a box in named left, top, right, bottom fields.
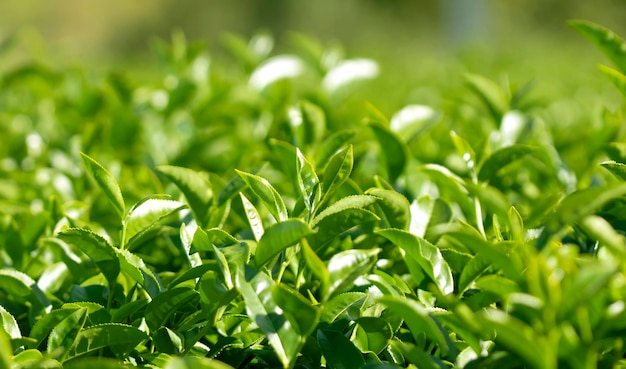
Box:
left=569, top=20, right=626, bottom=74
left=369, top=122, right=408, bottom=183
left=48, top=308, right=88, bottom=360
left=326, top=248, right=380, bottom=300
left=123, top=197, right=186, bottom=248
left=320, top=145, right=354, bottom=206
left=57, top=228, right=120, bottom=285
left=239, top=193, right=264, bottom=242
left=116, top=248, right=162, bottom=298
left=80, top=153, right=125, bottom=220
left=271, top=284, right=320, bottom=336
left=236, top=170, right=288, bottom=222
left=0, top=305, right=20, bottom=339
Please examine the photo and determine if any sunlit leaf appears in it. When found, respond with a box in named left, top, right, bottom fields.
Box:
left=255, top=219, right=313, bottom=266
left=236, top=170, right=288, bottom=222
left=156, top=165, right=213, bottom=228
left=65, top=323, right=148, bottom=361
left=57, top=228, right=120, bottom=285
left=569, top=20, right=626, bottom=74
left=123, top=197, right=185, bottom=248
left=80, top=153, right=125, bottom=220
left=326, top=248, right=380, bottom=300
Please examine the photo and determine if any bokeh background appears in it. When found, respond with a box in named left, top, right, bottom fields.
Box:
left=1, top=0, right=626, bottom=112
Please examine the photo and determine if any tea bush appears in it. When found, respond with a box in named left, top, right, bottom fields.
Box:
left=1, top=20, right=626, bottom=369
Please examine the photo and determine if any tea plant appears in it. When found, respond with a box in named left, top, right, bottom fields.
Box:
left=1, top=20, right=626, bottom=369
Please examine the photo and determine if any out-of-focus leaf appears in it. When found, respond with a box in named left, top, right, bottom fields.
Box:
left=369, top=122, right=408, bottom=183
left=315, top=130, right=355, bottom=168
left=163, top=356, right=235, bottom=369
left=0, top=269, right=51, bottom=312
left=478, top=145, right=536, bottom=182
left=236, top=170, right=288, bottom=222
left=465, top=74, right=507, bottom=123
left=569, top=20, right=626, bottom=74
left=377, top=229, right=454, bottom=295
left=254, top=219, right=313, bottom=266
left=80, top=153, right=125, bottom=220
left=599, top=65, right=626, bottom=97
left=156, top=165, right=213, bottom=228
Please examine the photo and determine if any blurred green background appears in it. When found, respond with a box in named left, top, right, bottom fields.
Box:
left=1, top=0, right=625, bottom=111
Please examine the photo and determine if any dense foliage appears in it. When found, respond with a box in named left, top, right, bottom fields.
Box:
left=1, top=20, right=626, bottom=369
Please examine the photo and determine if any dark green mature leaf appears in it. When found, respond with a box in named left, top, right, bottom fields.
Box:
left=367, top=189, right=410, bottom=230
left=157, top=165, right=213, bottom=228
left=369, top=122, right=408, bottom=183
left=569, top=20, right=626, bottom=74
left=65, top=324, right=148, bottom=361
left=458, top=256, right=491, bottom=293
left=377, top=229, right=454, bottom=295
left=321, top=292, right=367, bottom=323
left=599, top=65, right=626, bottom=97
left=145, top=287, right=199, bottom=331
left=255, top=219, right=313, bottom=266
left=317, top=329, right=365, bottom=369
left=272, top=284, right=320, bottom=336
left=394, top=341, right=447, bottom=369
left=123, top=197, right=185, bottom=248
left=301, top=238, right=329, bottom=289
left=57, top=229, right=120, bottom=285
left=380, top=296, right=455, bottom=356
left=326, top=249, right=380, bottom=300
left=236, top=170, right=288, bottom=222
left=236, top=267, right=304, bottom=369
left=80, top=153, right=125, bottom=220
left=48, top=308, right=88, bottom=360
left=30, top=309, right=77, bottom=348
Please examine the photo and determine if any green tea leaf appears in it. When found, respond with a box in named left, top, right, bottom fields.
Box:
left=65, top=323, right=148, bottom=361
left=352, top=317, right=393, bottom=354
left=315, top=130, right=356, bottom=167
left=0, top=305, right=20, bottom=339
left=367, top=189, right=410, bottom=230
left=239, top=193, right=265, bottom=242
left=321, top=145, right=354, bottom=206
left=598, top=64, right=626, bottom=97
left=377, top=229, right=454, bottom=295
left=0, top=328, right=11, bottom=369
left=312, top=194, right=378, bottom=227
left=326, top=249, right=380, bottom=300
left=57, top=229, right=120, bottom=285
left=465, top=74, right=507, bottom=123
left=317, top=329, right=365, bottom=369
left=80, top=153, right=125, bottom=220
left=478, top=145, right=536, bottom=182
left=157, top=165, right=213, bottom=228
left=48, top=308, right=88, bottom=360
left=116, top=248, right=162, bottom=298
left=145, top=287, right=199, bottom=331
left=255, top=219, right=313, bottom=266
left=236, top=267, right=303, bottom=369
left=369, top=122, right=408, bottom=183
left=163, top=356, right=235, bottom=369
left=601, top=160, right=626, bottom=181
left=236, top=170, right=288, bottom=222
left=0, top=269, right=51, bottom=312
left=296, top=148, right=320, bottom=212
left=380, top=296, right=455, bottom=356
left=321, top=292, right=367, bottom=323
left=569, top=20, right=626, bottom=74
left=123, top=197, right=185, bottom=248
left=272, top=284, right=320, bottom=336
